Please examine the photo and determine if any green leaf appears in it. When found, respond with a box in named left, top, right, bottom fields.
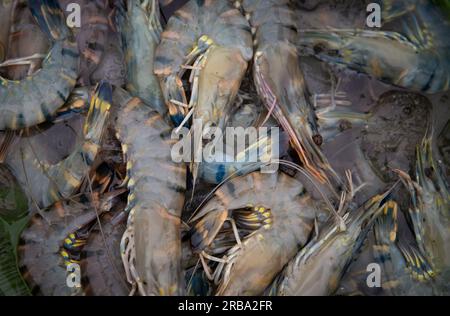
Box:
left=0, top=217, right=31, bottom=296
left=0, top=165, right=28, bottom=223
left=0, top=165, right=31, bottom=296
left=432, top=0, right=450, bottom=20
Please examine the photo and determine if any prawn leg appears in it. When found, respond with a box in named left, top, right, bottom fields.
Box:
left=373, top=201, right=436, bottom=295
left=237, top=0, right=339, bottom=186
left=6, top=82, right=111, bottom=209
left=394, top=136, right=450, bottom=274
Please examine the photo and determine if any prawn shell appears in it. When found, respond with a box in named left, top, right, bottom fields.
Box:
left=193, top=171, right=318, bottom=296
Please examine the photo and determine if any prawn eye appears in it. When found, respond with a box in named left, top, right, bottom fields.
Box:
left=402, top=106, right=412, bottom=115
left=339, top=120, right=352, bottom=132
left=313, top=43, right=326, bottom=54
left=425, top=167, right=433, bottom=178
left=313, top=134, right=323, bottom=146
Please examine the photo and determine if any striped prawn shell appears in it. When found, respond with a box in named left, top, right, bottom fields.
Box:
left=236, top=0, right=298, bottom=49
left=0, top=0, right=80, bottom=130
left=19, top=199, right=99, bottom=295
left=192, top=171, right=318, bottom=295
left=116, top=0, right=167, bottom=117
left=0, top=0, right=14, bottom=62
left=4, top=82, right=111, bottom=209
left=2, top=0, right=50, bottom=80
left=154, top=0, right=253, bottom=77
left=0, top=40, right=79, bottom=130
left=114, top=88, right=186, bottom=296
left=236, top=0, right=336, bottom=185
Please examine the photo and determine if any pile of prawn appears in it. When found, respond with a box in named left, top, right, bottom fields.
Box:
left=0, top=0, right=449, bottom=296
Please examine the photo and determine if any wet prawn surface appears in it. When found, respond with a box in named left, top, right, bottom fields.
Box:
left=0, top=0, right=449, bottom=296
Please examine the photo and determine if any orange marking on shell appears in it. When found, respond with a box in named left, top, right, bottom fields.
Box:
left=82, top=49, right=101, bottom=64
left=54, top=201, right=65, bottom=218
left=156, top=204, right=182, bottom=225
left=10, top=31, right=24, bottom=39
left=124, top=97, right=142, bottom=113
left=175, top=9, right=193, bottom=21
left=369, top=58, right=382, bottom=78
left=220, top=8, right=240, bottom=19
left=82, top=142, right=99, bottom=156
left=215, top=189, right=231, bottom=206
left=87, top=16, right=109, bottom=25
left=290, top=138, right=327, bottom=184
left=162, top=30, right=181, bottom=41
left=71, top=99, right=86, bottom=110
left=154, top=66, right=172, bottom=76
left=145, top=114, right=160, bottom=126
left=160, top=163, right=187, bottom=175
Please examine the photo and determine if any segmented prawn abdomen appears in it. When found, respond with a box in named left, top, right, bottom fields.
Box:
left=0, top=40, right=79, bottom=130
left=0, top=0, right=79, bottom=130
left=240, top=0, right=297, bottom=49
left=416, top=2, right=450, bottom=93
left=117, top=0, right=167, bottom=117
left=83, top=212, right=130, bottom=296
left=191, top=171, right=317, bottom=295
left=114, top=88, right=186, bottom=295
left=5, top=82, right=110, bottom=208
left=5, top=2, right=51, bottom=81
left=154, top=1, right=201, bottom=76
left=154, top=0, right=253, bottom=77
left=19, top=200, right=98, bottom=295
left=205, top=2, right=253, bottom=61
left=238, top=0, right=337, bottom=185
